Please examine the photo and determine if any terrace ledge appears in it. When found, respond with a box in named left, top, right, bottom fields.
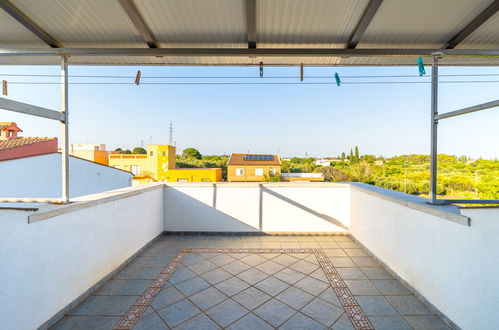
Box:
left=24, top=181, right=469, bottom=226
left=350, top=182, right=470, bottom=226
left=28, top=182, right=165, bottom=223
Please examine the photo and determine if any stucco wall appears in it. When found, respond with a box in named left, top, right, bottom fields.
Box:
left=164, top=183, right=350, bottom=232
left=0, top=153, right=132, bottom=198
left=0, top=184, right=164, bottom=330
left=349, top=186, right=499, bottom=330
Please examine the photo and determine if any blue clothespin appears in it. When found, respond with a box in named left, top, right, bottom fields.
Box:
left=417, top=57, right=425, bottom=76
left=334, top=72, right=341, bottom=86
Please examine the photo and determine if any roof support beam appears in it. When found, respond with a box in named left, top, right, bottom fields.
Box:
left=444, top=0, right=499, bottom=49
left=0, top=0, right=60, bottom=48
left=0, top=97, right=65, bottom=121
left=118, top=0, right=158, bottom=48
left=435, top=99, right=499, bottom=120
left=0, top=48, right=498, bottom=57
left=246, top=0, right=257, bottom=48
left=346, top=0, right=383, bottom=49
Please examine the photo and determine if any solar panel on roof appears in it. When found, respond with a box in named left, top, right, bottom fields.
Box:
left=243, top=155, right=274, bottom=161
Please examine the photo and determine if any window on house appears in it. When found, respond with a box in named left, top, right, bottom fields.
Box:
left=130, top=165, right=141, bottom=175
left=177, top=178, right=188, bottom=182
left=162, top=151, right=166, bottom=156
left=201, top=178, right=211, bottom=182
left=255, top=168, right=264, bottom=176
left=150, top=151, right=153, bottom=156
left=270, top=168, right=276, bottom=175
left=236, top=168, right=244, bottom=176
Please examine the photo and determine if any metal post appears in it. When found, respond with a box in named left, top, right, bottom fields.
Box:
left=61, top=55, right=69, bottom=203
left=429, top=55, right=439, bottom=204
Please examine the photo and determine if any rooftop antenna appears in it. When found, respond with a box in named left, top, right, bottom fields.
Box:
left=169, top=121, right=173, bottom=146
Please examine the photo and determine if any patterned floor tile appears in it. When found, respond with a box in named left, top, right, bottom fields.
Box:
left=280, top=312, right=328, bottom=330
left=344, top=280, right=381, bottom=296
left=336, top=267, right=367, bottom=280
left=368, top=316, right=412, bottom=330
left=226, top=313, right=273, bottom=330
left=175, top=313, right=221, bottom=330
left=215, top=276, right=250, bottom=296
left=189, top=287, right=228, bottom=310
left=289, top=259, right=320, bottom=275
left=239, top=254, right=267, bottom=267
left=355, top=296, right=398, bottom=316
left=255, top=260, right=286, bottom=275
left=174, top=276, right=210, bottom=297
left=150, top=286, right=184, bottom=310
left=273, top=267, right=306, bottom=285
left=200, top=267, right=232, bottom=285
left=68, top=296, right=137, bottom=316
left=236, top=267, right=269, bottom=285
left=222, top=260, right=252, bottom=275
left=95, top=280, right=152, bottom=296
left=294, top=276, right=329, bottom=296
left=253, top=298, right=296, bottom=327
left=302, top=297, right=344, bottom=327
left=254, top=276, right=290, bottom=296
left=386, top=295, right=433, bottom=315
left=275, top=286, right=314, bottom=310
left=206, top=298, right=249, bottom=327
left=156, top=299, right=200, bottom=327
left=232, top=287, right=272, bottom=310
left=371, top=279, right=411, bottom=295
left=187, top=259, right=217, bottom=275
left=360, top=267, right=393, bottom=280
left=404, top=315, right=451, bottom=329
left=133, top=312, right=168, bottom=330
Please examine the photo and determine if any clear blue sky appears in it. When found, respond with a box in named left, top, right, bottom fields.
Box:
left=1, top=64, right=498, bottom=159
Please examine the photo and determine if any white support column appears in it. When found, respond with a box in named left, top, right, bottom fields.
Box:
left=61, top=55, right=69, bottom=203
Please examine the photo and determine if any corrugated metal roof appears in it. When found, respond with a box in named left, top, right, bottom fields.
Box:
left=0, top=0, right=498, bottom=66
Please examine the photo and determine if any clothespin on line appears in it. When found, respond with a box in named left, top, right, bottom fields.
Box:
left=417, top=57, right=426, bottom=76
left=135, top=70, right=141, bottom=85
left=2, top=80, right=7, bottom=96
left=259, top=62, right=264, bottom=78
left=334, top=73, right=341, bottom=86
left=300, top=63, right=304, bottom=81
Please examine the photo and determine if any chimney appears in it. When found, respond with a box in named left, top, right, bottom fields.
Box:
left=0, top=122, right=22, bottom=140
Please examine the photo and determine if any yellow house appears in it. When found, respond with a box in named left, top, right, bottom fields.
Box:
left=69, top=144, right=109, bottom=165
left=166, top=168, right=222, bottom=182
left=109, top=145, right=221, bottom=183
left=227, top=153, right=281, bottom=182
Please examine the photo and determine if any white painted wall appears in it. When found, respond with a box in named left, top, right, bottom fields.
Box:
left=164, top=183, right=350, bottom=232
left=0, top=184, right=164, bottom=330
left=0, top=153, right=132, bottom=198
left=349, top=187, right=499, bottom=330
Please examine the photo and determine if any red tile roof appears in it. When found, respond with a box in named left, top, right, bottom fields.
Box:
left=0, top=137, right=56, bottom=150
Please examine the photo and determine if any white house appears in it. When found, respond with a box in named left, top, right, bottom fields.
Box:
left=0, top=153, right=132, bottom=199
left=315, top=159, right=332, bottom=166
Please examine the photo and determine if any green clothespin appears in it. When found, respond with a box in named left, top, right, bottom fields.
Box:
left=334, top=72, right=341, bottom=86
left=417, top=57, right=425, bottom=76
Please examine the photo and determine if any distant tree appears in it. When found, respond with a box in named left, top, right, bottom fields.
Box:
left=264, top=172, right=281, bottom=182
left=341, top=152, right=346, bottom=160
left=123, top=149, right=132, bottom=154
left=182, top=147, right=202, bottom=159
left=349, top=149, right=354, bottom=162
left=355, top=146, right=360, bottom=162
left=132, top=147, right=147, bottom=154
left=114, top=148, right=124, bottom=153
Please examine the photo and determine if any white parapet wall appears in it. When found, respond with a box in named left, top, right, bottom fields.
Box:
left=349, top=183, right=499, bottom=330
left=0, top=183, right=164, bottom=330
left=164, top=182, right=350, bottom=232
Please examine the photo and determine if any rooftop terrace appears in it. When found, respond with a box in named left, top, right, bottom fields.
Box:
left=2, top=182, right=498, bottom=330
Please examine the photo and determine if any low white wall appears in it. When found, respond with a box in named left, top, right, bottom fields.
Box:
left=0, top=184, right=164, bottom=330
left=164, top=183, right=350, bottom=232
left=0, top=153, right=133, bottom=199
left=349, top=185, right=499, bottom=330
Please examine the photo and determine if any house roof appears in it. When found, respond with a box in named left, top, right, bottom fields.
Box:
left=228, top=153, right=281, bottom=166
left=0, top=0, right=498, bottom=66
left=0, top=137, right=55, bottom=150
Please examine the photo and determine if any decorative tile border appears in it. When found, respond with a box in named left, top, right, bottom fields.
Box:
left=114, top=248, right=373, bottom=330
left=114, top=250, right=187, bottom=329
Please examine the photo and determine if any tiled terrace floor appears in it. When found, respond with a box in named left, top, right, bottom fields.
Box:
left=52, top=235, right=451, bottom=330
